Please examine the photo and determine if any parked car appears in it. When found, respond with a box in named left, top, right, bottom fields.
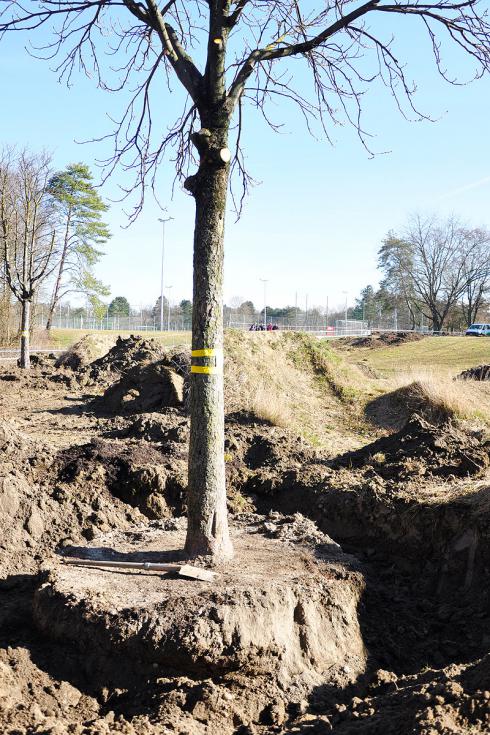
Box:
left=465, top=323, right=490, bottom=336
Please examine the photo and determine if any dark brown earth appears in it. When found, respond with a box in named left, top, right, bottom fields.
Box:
left=458, top=364, right=490, bottom=381
left=335, top=331, right=425, bottom=350
left=0, top=338, right=489, bottom=734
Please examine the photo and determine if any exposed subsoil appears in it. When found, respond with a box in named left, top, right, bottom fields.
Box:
left=458, top=364, right=490, bottom=382
left=0, top=338, right=489, bottom=734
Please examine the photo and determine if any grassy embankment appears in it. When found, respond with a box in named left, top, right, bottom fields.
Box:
left=352, top=336, right=490, bottom=377
left=224, top=330, right=380, bottom=452
left=46, top=329, right=490, bottom=433
left=342, top=336, right=490, bottom=426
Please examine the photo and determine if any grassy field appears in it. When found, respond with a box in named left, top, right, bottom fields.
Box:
left=47, top=328, right=191, bottom=350
left=351, top=336, right=490, bottom=377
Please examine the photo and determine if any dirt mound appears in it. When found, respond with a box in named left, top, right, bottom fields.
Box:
left=77, top=334, right=169, bottom=386
left=55, top=333, right=115, bottom=370
left=0, top=427, right=155, bottom=576
left=332, top=415, right=489, bottom=480
left=458, top=364, right=490, bottom=381
left=337, top=331, right=425, bottom=349
left=96, top=360, right=185, bottom=414
left=124, top=410, right=189, bottom=445
left=122, top=411, right=320, bottom=506
left=366, top=380, right=457, bottom=430
left=56, top=438, right=186, bottom=519
left=285, top=654, right=490, bottom=734
left=34, top=516, right=365, bottom=730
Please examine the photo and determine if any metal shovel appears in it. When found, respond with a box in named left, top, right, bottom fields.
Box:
left=62, top=557, right=217, bottom=582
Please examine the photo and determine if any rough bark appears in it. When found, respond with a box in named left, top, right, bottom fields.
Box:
left=185, top=123, right=233, bottom=561
left=19, top=298, right=30, bottom=369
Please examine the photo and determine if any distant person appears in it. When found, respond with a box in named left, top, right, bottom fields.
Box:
left=267, top=322, right=273, bottom=331
left=272, top=324, right=279, bottom=331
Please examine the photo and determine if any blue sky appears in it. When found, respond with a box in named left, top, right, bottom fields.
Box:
left=1, top=6, right=490, bottom=312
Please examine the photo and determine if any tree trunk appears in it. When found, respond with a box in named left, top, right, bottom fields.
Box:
left=47, top=220, right=71, bottom=332
left=19, top=298, right=30, bottom=369
left=431, top=311, right=442, bottom=332
left=185, top=151, right=233, bottom=561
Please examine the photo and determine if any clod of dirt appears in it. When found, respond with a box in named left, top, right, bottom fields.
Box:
left=458, top=364, right=490, bottom=381
left=283, top=654, right=490, bottom=735
left=333, top=415, right=489, bottom=480
left=124, top=411, right=189, bottom=445
left=96, top=361, right=185, bottom=414
left=55, top=334, right=116, bottom=370
left=34, top=515, right=366, bottom=730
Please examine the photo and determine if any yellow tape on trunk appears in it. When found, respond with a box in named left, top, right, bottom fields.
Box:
left=190, top=365, right=220, bottom=375
left=191, top=348, right=220, bottom=357
left=21, top=332, right=28, bottom=338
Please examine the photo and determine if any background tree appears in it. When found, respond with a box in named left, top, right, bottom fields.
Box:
left=460, top=228, right=490, bottom=326
left=353, top=285, right=378, bottom=325
left=0, top=148, right=57, bottom=368
left=46, top=163, right=111, bottom=331
left=0, top=230, right=14, bottom=344
left=378, top=233, right=422, bottom=330
left=108, top=296, right=131, bottom=317
left=380, top=215, right=485, bottom=331
left=179, top=299, right=193, bottom=323
left=3, top=0, right=490, bottom=558
left=152, top=295, right=169, bottom=322
left=90, top=295, right=109, bottom=321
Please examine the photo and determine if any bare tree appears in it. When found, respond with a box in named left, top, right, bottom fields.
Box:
left=460, top=228, right=490, bottom=326
left=2, top=0, right=490, bottom=557
left=0, top=148, right=57, bottom=367
left=380, top=215, right=487, bottom=331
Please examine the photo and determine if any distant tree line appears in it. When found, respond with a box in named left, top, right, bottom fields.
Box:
left=0, top=147, right=110, bottom=366
left=352, top=215, right=490, bottom=332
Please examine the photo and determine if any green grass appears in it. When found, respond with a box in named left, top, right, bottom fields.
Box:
left=47, top=328, right=191, bottom=350
left=354, top=336, right=490, bottom=377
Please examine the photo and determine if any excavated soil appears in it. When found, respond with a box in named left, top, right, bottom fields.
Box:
left=55, top=334, right=116, bottom=370
left=32, top=516, right=366, bottom=732
left=95, top=360, right=186, bottom=414
left=335, top=331, right=425, bottom=350
left=458, top=364, right=490, bottom=381
left=0, top=338, right=489, bottom=735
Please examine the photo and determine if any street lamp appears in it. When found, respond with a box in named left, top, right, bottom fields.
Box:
left=158, top=215, right=173, bottom=332
left=165, top=285, right=173, bottom=331
left=259, top=278, right=268, bottom=328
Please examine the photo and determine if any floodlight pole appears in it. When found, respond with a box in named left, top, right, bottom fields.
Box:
left=158, top=215, right=173, bottom=332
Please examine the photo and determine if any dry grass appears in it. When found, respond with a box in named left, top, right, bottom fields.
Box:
left=392, top=369, right=490, bottom=426
left=224, top=330, right=377, bottom=452
left=351, top=336, right=490, bottom=377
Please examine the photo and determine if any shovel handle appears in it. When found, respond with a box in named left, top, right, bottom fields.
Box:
left=62, top=558, right=181, bottom=572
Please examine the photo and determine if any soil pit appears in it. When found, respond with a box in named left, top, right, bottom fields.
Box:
left=34, top=516, right=366, bottom=728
